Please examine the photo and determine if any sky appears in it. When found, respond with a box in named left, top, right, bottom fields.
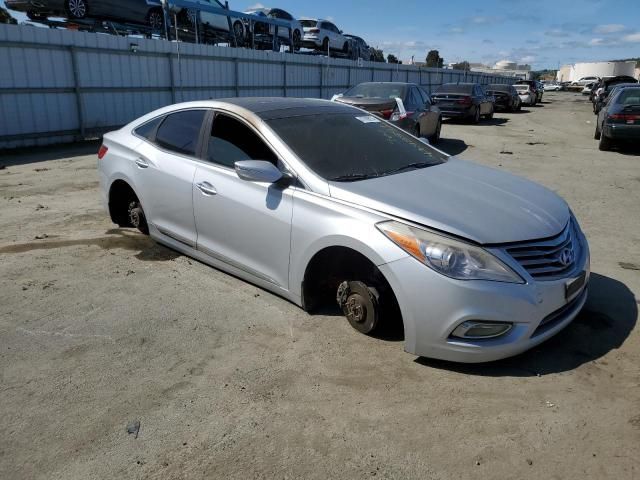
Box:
left=3, top=0, right=639, bottom=69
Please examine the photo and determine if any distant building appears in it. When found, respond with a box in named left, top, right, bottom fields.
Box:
left=468, top=59, right=532, bottom=80
left=556, top=61, right=637, bottom=82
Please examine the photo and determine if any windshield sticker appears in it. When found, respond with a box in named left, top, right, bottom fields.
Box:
left=355, top=115, right=381, bottom=124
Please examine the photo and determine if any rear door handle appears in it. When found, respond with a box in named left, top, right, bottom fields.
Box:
left=135, top=158, right=149, bottom=169
left=196, top=181, right=217, bottom=196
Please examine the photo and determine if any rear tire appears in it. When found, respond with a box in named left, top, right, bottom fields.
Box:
left=429, top=118, right=442, bottom=144
left=147, top=8, right=164, bottom=31
left=128, top=201, right=149, bottom=235
left=66, top=0, right=87, bottom=19
left=470, top=107, right=480, bottom=124
left=598, top=133, right=612, bottom=151
left=594, top=125, right=601, bottom=140
left=292, top=29, right=302, bottom=51
left=232, top=21, right=245, bottom=47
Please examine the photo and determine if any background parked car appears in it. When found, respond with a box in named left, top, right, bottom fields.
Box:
left=572, top=76, right=600, bottom=86
left=582, top=83, right=595, bottom=95
left=0, top=5, right=17, bottom=24
left=593, top=81, right=638, bottom=114
left=515, top=84, right=536, bottom=106
left=243, top=6, right=302, bottom=50
left=594, top=85, right=640, bottom=151
left=592, top=76, right=639, bottom=113
left=301, top=18, right=350, bottom=53
left=186, top=0, right=246, bottom=46
left=333, top=82, right=442, bottom=142
left=516, top=80, right=542, bottom=104
left=431, top=83, right=495, bottom=124
left=6, top=0, right=166, bottom=30
left=344, top=34, right=372, bottom=61
left=544, top=83, right=562, bottom=92
left=486, top=84, right=522, bottom=112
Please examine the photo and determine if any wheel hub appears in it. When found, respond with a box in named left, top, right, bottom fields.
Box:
left=346, top=294, right=367, bottom=323
left=69, top=0, right=86, bottom=17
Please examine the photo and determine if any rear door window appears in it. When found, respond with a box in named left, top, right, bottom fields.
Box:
left=154, top=110, right=206, bottom=156
left=134, top=116, right=163, bottom=141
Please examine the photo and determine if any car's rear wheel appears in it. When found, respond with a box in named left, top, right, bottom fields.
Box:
left=471, top=107, right=480, bottom=124
left=128, top=200, right=149, bottom=235
left=67, top=0, right=87, bottom=19
left=232, top=21, right=245, bottom=47
left=147, top=8, right=164, bottom=31
left=429, top=118, right=442, bottom=144
left=594, top=124, right=601, bottom=140
left=292, top=29, right=302, bottom=51
left=337, top=281, right=380, bottom=334
left=598, top=133, right=613, bottom=151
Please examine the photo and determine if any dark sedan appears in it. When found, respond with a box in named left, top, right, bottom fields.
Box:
left=333, top=82, right=442, bottom=143
left=486, top=84, right=521, bottom=112
left=431, top=83, right=494, bottom=124
left=6, top=0, right=166, bottom=30
left=593, top=76, right=639, bottom=114
left=595, top=86, right=640, bottom=151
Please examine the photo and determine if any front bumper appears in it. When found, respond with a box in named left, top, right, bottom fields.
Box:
left=379, top=233, right=590, bottom=363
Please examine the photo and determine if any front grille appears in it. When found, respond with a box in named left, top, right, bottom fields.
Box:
left=504, top=220, right=580, bottom=280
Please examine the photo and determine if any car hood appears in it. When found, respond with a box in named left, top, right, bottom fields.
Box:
left=328, top=158, right=569, bottom=244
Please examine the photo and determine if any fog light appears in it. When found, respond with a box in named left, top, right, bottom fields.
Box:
left=451, top=321, right=513, bottom=339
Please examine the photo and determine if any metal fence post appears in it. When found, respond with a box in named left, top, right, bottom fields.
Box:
left=319, top=63, right=323, bottom=98
left=69, top=46, right=86, bottom=139
left=283, top=60, right=288, bottom=97
left=348, top=65, right=352, bottom=89
left=167, top=52, right=176, bottom=103
left=234, top=57, right=240, bottom=97
left=371, top=66, right=374, bottom=81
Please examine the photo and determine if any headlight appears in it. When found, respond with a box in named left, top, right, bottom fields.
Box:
left=377, top=221, right=524, bottom=283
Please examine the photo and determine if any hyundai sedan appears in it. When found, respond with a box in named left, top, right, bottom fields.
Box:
left=98, top=98, right=590, bottom=363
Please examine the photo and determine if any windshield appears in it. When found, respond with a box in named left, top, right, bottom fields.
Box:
left=343, top=83, right=407, bottom=99
left=300, top=20, right=317, bottom=28
left=434, top=84, right=473, bottom=94
left=267, top=113, right=447, bottom=181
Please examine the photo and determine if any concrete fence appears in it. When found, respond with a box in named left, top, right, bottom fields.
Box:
left=0, top=24, right=515, bottom=149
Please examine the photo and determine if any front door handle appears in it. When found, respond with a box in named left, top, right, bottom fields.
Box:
left=196, top=181, right=217, bottom=196
left=135, top=158, right=149, bottom=169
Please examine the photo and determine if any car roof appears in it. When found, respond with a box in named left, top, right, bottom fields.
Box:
left=217, top=97, right=356, bottom=120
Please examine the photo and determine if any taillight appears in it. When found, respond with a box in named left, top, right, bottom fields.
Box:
left=390, top=110, right=408, bottom=122
left=609, top=113, right=640, bottom=123
left=379, top=108, right=394, bottom=119
left=456, top=96, right=472, bottom=105
left=98, top=145, right=108, bottom=159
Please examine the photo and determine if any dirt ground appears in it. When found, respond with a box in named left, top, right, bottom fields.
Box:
left=1, top=93, right=639, bottom=480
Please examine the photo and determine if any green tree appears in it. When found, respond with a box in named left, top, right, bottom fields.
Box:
left=426, top=50, right=443, bottom=68
left=387, top=54, right=400, bottom=64
left=370, top=48, right=385, bottom=63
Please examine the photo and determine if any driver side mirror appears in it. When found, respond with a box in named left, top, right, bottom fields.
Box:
left=235, top=160, right=284, bottom=183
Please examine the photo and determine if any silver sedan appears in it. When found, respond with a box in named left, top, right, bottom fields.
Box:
left=98, top=98, right=590, bottom=363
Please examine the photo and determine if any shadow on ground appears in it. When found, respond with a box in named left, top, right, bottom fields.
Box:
left=0, top=140, right=101, bottom=167
left=436, top=138, right=469, bottom=156
left=415, top=273, right=637, bottom=376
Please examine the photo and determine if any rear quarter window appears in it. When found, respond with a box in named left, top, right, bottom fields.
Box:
left=133, top=116, right=163, bottom=141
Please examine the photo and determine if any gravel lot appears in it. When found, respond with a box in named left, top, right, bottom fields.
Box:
left=1, top=92, right=639, bottom=480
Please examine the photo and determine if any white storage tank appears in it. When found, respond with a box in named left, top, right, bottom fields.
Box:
left=571, top=61, right=636, bottom=81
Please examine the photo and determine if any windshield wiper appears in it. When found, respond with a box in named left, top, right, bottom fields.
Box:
left=382, top=162, right=433, bottom=176
left=330, top=173, right=380, bottom=182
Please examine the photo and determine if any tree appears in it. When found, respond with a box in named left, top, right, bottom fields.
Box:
left=452, top=61, right=470, bottom=71
left=370, top=48, right=385, bottom=63
left=387, top=54, right=400, bottom=64
left=426, top=50, right=443, bottom=68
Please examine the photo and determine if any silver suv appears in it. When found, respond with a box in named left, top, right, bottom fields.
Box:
left=98, top=98, right=590, bottom=363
